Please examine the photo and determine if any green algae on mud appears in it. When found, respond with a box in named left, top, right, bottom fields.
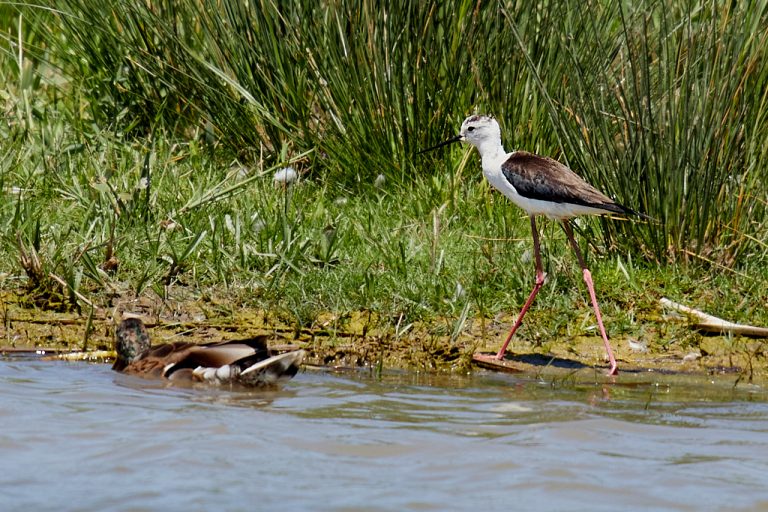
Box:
left=1, top=290, right=766, bottom=383
left=0, top=290, right=470, bottom=371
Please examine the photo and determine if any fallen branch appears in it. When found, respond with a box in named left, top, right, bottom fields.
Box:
left=660, top=297, right=768, bottom=338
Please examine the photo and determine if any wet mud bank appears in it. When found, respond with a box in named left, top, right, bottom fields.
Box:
left=1, top=291, right=765, bottom=382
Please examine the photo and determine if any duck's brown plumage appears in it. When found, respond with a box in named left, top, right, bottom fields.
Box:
left=113, top=318, right=303, bottom=387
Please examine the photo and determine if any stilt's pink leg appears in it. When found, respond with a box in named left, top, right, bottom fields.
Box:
left=496, top=216, right=545, bottom=360
left=562, top=221, right=618, bottom=375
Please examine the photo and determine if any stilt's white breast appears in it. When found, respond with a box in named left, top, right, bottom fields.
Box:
left=481, top=152, right=552, bottom=216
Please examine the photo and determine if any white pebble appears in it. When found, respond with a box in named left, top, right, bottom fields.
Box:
left=251, top=213, right=266, bottom=234
left=682, top=352, right=701, bottom=362
left=273, top=166, right=298, bottom=185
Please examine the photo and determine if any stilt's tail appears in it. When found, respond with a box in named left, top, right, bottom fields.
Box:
left=613, top=202, right=655, bottom=222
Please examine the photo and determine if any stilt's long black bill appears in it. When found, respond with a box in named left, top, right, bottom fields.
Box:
left=417, top=135, right=462, bottom=154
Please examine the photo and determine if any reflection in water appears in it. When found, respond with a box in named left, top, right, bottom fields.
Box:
left=0, top=358, right=767, bottom=511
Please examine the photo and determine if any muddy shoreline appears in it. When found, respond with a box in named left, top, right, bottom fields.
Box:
left=1, top=291, right=765, bottom=382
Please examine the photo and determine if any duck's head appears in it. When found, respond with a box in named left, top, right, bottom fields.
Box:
left=113, top=317, right=151, bottom=371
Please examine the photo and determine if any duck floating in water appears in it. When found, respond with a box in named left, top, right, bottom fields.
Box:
left=113, top=317, right=304, bottom=388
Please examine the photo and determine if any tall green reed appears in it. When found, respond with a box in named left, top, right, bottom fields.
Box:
left=498, top=1, right=768, bottom=263
left=18, top=0, right=768, bottom=267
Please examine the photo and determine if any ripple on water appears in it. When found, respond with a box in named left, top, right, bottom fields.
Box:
left=0, top=358, right=767, bottom=511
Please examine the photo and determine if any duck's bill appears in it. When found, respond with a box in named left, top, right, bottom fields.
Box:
left=417, top=135, right=463, bottom=154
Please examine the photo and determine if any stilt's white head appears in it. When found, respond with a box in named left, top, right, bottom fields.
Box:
left=459, top=115, right=501, bottom=147
left=418, top=114, right=504, bottom=156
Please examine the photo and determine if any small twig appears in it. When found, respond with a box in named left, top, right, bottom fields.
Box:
left=4, top=317, right=89, bottom=326
left=48, top=273, right=96, bottom=310
left=682, top=250, right=749, bottom=279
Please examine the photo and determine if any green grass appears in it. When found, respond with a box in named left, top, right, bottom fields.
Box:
left=1, top=1, right=767, bottom=361
left=25, top=0, right=765, bottom=263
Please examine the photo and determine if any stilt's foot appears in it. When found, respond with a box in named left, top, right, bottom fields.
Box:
left=473, top=353, right=500, bottom=363
left=472, top=353, right=523, bottom=373
left=606, top=363, right=619, bottom=376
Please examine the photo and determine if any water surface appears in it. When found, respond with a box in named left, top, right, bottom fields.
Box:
left=1, top=357, right=767, bottom=511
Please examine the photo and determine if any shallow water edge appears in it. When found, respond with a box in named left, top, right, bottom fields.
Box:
left=1, top=356, right=767, bottom=511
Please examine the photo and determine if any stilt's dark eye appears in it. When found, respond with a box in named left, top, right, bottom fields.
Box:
left=467, top=127, right=475, bottom=132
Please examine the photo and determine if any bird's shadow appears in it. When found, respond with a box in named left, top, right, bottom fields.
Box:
left=474, top=352, right=659, bottom=376
left=472, top=351, right=592, bottom=373
left=513, top=352, right=590, bottom=369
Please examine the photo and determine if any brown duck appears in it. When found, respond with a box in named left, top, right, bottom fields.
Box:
left=113, top=317, right=304, bottom=388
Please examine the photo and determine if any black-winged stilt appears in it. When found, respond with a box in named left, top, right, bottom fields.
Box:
left=421, top=115, right=647, bottom=375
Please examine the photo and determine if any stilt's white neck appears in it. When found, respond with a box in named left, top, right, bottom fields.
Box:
left=474, top=137, right=506, bottom=164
